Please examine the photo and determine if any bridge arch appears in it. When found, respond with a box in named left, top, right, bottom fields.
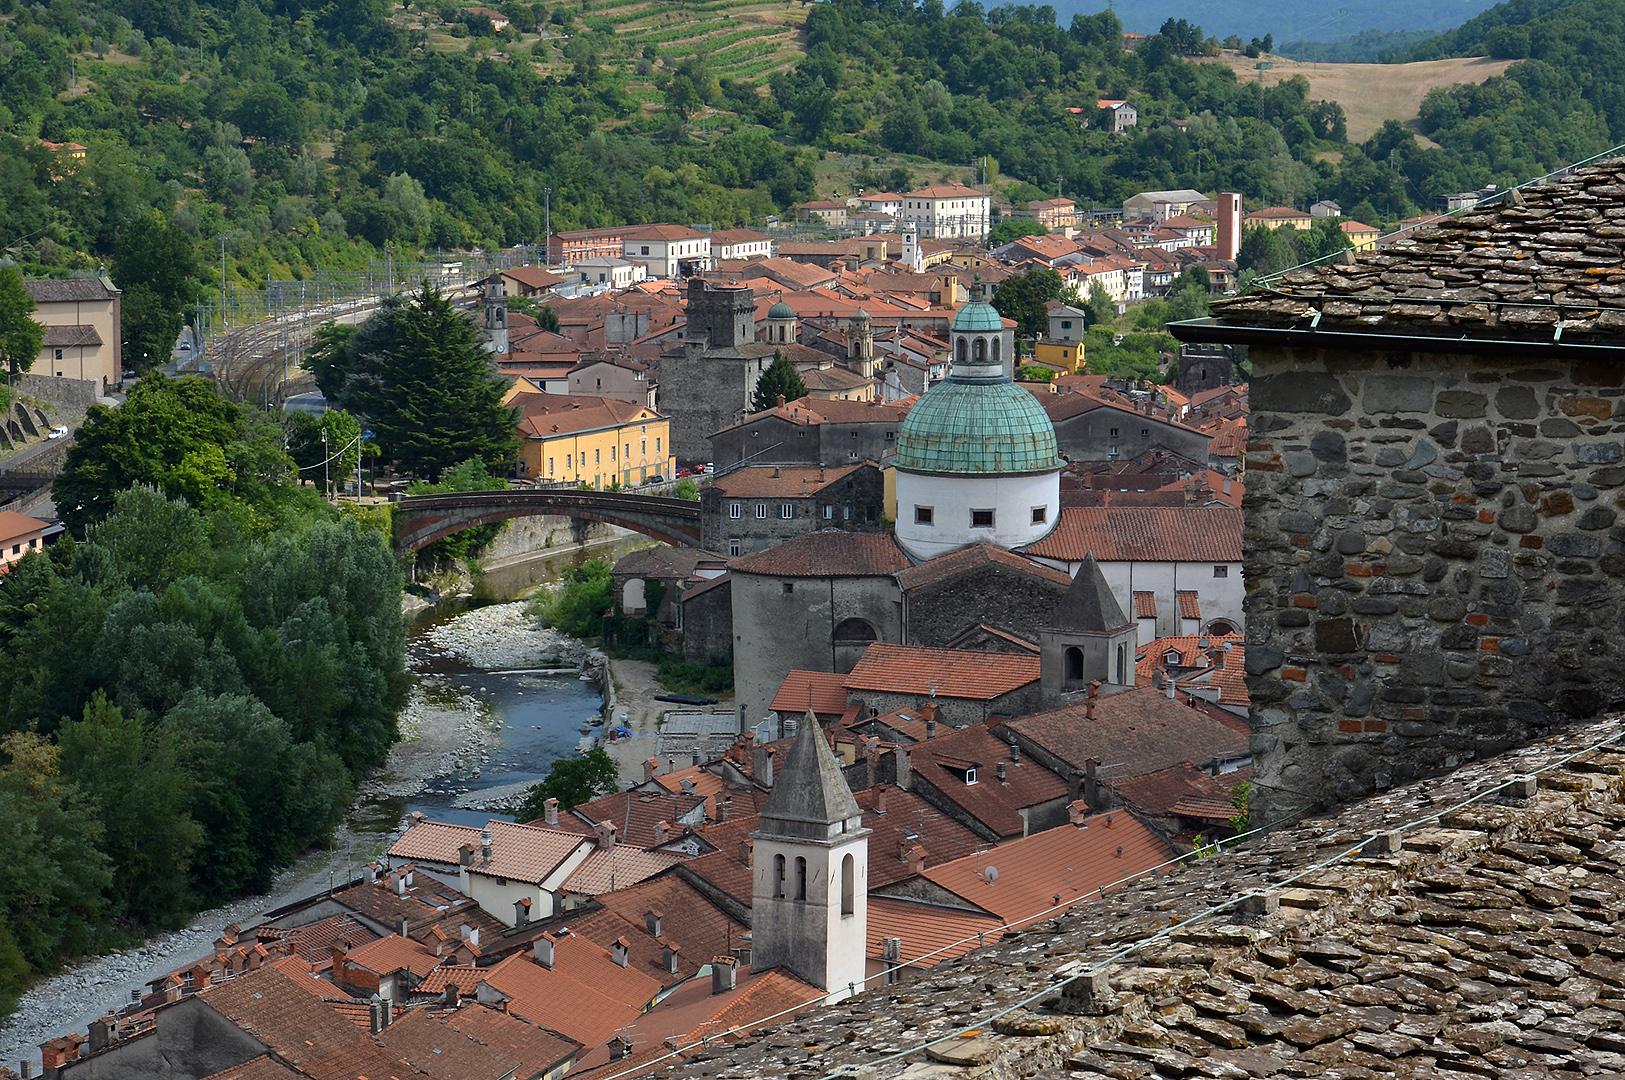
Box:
left=392, top=490, right=702, bottom=552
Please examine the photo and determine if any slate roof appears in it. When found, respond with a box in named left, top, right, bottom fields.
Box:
left=729, top=532, right=909, bottom=578
left=1026, top=506, right=1243, bottom=562
left=1002, top=684, right=1248, bottom=780
left=843, top=643, right=1040, bottom=700
left=894, top=544, right=1070, bottom=592
left=758, top=714, right=864, bottom=837
left=1201, top=159, right=1625, bottom=345
left=1048, top=553, right=1132, bottom=633
left=40, top=324, right=102, bottom=347
left=23, top=277, right=117, bottom=302
left=664, top=716, right=1625, bottom=1080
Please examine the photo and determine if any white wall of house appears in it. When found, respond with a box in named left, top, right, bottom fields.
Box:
left=1028, top=556, right=1244, bottom=639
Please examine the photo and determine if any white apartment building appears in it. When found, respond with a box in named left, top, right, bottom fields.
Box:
left=899, top=184, right=990, bottom=240
left=621, top=224, right=712, bottom=279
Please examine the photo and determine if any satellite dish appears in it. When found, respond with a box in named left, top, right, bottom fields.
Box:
left=985, top=865, right=998, bottom=883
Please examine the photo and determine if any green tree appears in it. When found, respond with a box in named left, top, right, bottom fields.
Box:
left=674, top=477, right=699, bottom=500
left=517, top=746, right=620, bottom=817
left=303, top=321, right=360, bottom=404
left=987, top=220, right=1049, bottom=247
left=113, top=212, right=202, bottom=373
left=0, top=269, right=43, bottom=381
left=352, top=285, right=519, bottom=481
left=991, top=267, right=1063, bottom=343
left=750, top=353, right=808, bottom=413
left=406, top=458, right=506, bottom=560
left=534, top=558, right=614, bottom=638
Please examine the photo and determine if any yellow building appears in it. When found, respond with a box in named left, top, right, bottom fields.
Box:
left=505, top=386, right=671, bottom=487
left=1033, top=339, right=1086, bottom=374
left=1341, top=220, right=1380, bottom=251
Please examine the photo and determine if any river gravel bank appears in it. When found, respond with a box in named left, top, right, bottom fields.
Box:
left=0, top=602, right=603, bottom=1073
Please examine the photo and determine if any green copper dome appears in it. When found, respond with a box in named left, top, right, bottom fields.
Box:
left=950, top=300, right=1003, bottom=333
left=768, top=301, right=795, bottom=319
left=895, top=379, right=1061, bottom=476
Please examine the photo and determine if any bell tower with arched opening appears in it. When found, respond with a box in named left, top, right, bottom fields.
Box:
left=751, top=710, right=870, bottom=1002
left=1038, top=552, right=1136, bottom=704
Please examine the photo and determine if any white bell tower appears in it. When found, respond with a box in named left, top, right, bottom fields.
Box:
left=900, top=228, right=923, bottom=273
left=750, top=710, right=870, bottom=1002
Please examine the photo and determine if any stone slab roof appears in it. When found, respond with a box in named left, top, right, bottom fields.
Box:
left=663, top=716, right=1625, bottom=1080
left=1203, top=159, right=1625, bottom=346
left=40, top=323, right=102, bottom=347
left=23, top=276, right=118, bottom=302
left=1003, top=684, right=1248, bottom=780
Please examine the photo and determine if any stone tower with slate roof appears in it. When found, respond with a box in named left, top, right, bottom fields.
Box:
left=1038, top=552, right=1137, bottom=703
left=750, top=710, right=871, bottom=1001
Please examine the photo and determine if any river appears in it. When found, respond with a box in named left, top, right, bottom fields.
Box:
left=0, top=532, right=651, bottom=1074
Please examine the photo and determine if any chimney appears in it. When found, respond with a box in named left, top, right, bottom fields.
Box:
left=545, top=797, right=559, bottom=827
left=995, top=761, right=1007, bottom=782
left=645, top=910, right=663, bottom=937
left=370, top=995, right=385, bottom=1036
left=609, top=1036, right=633, bottom=1061
left=534, top=934, right=556, bottom=969
left=405, top=868, right=413, bottom=887
left=443, top=984, right=460, bottom=1008
left=364, top=864, right=377, bottom=885
left=395, top=915, right=409, bottom=938
left=718, top=796, right=733, bottom=823
left=1167, top=678, right=1177, bottom=701
left=644, top=757, right=660, bottom=782
left=692, top=746, right=704, bottom=766
left=395, top=871, right=409, bottom=895
left=88, top=1020, right=110, bottom=1054
left=905, top=845, right=926, bottom=875
left=874, top=784, right=888, bottom=814
left=754, top=744, right=775, bottom=787
left=1068, top=799, right=1090, bottom=826
left=408, top=810, right=427, bottom=828
left=662, top=943, right=680, bottom=974
left=611, top=938, right=630, bottom=967
left=925, top=717, right=937, bottom=739
left=1088, top=680, right=1101, bottom=699
left=1009, top=742, right=1021, bottom=763
left=895, top=746, right=911, bottom=791
left=712, top=955, right=739, bottom=994
left=595, top=820, right=618, bottom=850
left=1084, top=758, right=1100, bottom=810
left=679, top=778, right=697, bottom=795
left=480, top=828, right=492, bottom=863
left=654, top=820, right=670, bottom=844
left=514, top=898, right=531, bottom=928
left=739, top=838, right=753, bottom=866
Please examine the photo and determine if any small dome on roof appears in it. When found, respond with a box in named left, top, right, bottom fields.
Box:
left=950, top=299, right=1003, bottom=333
left=768, top=301, right=796, bottom=320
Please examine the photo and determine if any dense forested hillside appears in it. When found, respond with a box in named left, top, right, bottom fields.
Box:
left=1, top=0, right=1620, bottom=371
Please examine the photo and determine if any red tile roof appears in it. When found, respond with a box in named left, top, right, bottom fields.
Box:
left=389, top=820, right=482, bottom=864
left=730, top=532, right=909, bottom=578
left=0, top=510, right=47, bottom=546
left=557, top=789, right=709, bottom=847
left=1132, top=591, right=1156, bottom=619
left=470, top=819, right=590, bottom=884
left=710, top=462, right=867, bottom=499
left=199, top=1056, right=306, bottom=1080
left=341, top=933, right=441, bottom=979
left=894, top=544, right=1070, bottom=593
left=1002, top=684, right=1248, bottom=780
left=1024, top=506, right=1241, bottom=562
left=907, top=184, right=988, bottom=199
left=1176, top=590, right=1201, bottom=619
left=868, top=898, right=1004, bottom=970
left=513, top=391, right=659, bottom=439
left=567, top=874, right=751, bottom=987
left=921, top=811, right=1174, bottom=928
left=903, top=725, right=1069, bottom=838
left=843, top=644, right=1039, bottom=701
left=561, top=846, right=685, bottom=895
left=770, top=671, right=850, bottom=716
left=1111, top=762, right=1240, bottom=819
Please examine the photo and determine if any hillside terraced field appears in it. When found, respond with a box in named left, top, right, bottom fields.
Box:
left=1201, top=52, right=1514, bottom=143
left=587, top=0, right=810, bottom=80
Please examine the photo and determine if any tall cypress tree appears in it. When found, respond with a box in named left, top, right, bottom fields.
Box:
left=362, top=284, right=519, bottom=482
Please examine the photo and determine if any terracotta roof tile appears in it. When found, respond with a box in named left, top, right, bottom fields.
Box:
left=513, top=391, right=659, bottom=439
left=1003, top=684, right=1248, bottom=780
left=1024, top=506, right=1242, bottom=562
left=1132, top=591, right=1156, bottom=619
left=1110, top=761, right=1239, bottom=819
left=710, top=462, right=867, bottom=498
left=903, top=725, right=1069, bottom=838
left=388, top=820, right=482, bottom=864
left=1176, top=590, right=1201, bottom=619
left=470, top=819, right=590, bottom=884
left=568, top=874, right=751, bottom=987
left=843, top=644, right=1039, bottom=701
left=341, top=933, right=441, bottom=978
left=906, top=184, right=987, bottom=199
left=730, top=532, right=909, bottom=578
left=770, top=671, right=850, bottom=716
left=558, top=789, right=708, bottom=847
left=199, top=1055, right=306, bottom=1080
left=561, top=847, right=685, bottom=895
left=0, top=511, right=47, bottom=546
left=867, top=898, right=1004, bottom=970
left=894, top=544, right=1071, bottom=593
left=920, top=811, right=1174, bottom=927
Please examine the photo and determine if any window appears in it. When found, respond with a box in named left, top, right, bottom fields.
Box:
left=565, top=453, right=572, bottom=467
left=610, top=445, right=616, bottom=461
left=885, top=430, right=895, bottom=442
left=843, top=505, right=852, bottom=520
left=1141, top=428, right=1149, bottom=438
left=656, top=437, right=661, bottom=452
left=1031, top=506, right=1047, bottom=525
left=915, top=506, right=934, bottom=526
left=970, top=509, right=994, bottom=529
left=730, top=503, right=742, bottom=519
left=1061, top=319, right=1073, bottom=329
left=963, top=767, right=978, bottom=786
left=1109, top=446, right=1119, bottom=458
left=823, top=505, right=834, bottom=519
left=53, top=349, right=62, bottom=361
left=779, top=504, right=794, bottom=519
left=1065, top=647, right=1084, bottom=682
left=794, top=857, right=807, bottom=901
left=729, top=538, right=741, bottom=556
left=1116, top=644, right=1128, bottom=685
left=1214, top=565, right=1229, bottom=578
left=595, top=448, right=600, bottom=464
left=782, top=582, right=794, bottom=595
left=641, top=246, right=650, bottom=255
left=548, top=457, right=554, bottom=474
left=773, top=854, right=786, bottom=898
left=841, top=854, right=855, bottom=918
left=973, top=338, right=986, bottom=363
left=625, top=443, right=630, bottom=460
left=1110, top=427, right=1119, bottom=438
left=755, top=504, right=767, bottom=519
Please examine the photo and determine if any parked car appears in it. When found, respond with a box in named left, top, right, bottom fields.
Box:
left=47, top=425, right=69, bottom=440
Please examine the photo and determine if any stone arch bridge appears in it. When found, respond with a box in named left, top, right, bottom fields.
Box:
left=391, top=490, right=701, bottom=552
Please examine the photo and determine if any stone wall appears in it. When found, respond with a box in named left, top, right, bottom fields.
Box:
left=1244, top=346, right=1625, bottom=823
left=902, top=564, right=1068, bottom=648
left=16, top=372, right=98, bottom=414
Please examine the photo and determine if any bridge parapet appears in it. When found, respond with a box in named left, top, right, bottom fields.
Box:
left=392, top=489, right=702, bottom=551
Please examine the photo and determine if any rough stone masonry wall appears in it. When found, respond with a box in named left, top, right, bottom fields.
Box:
left=1245, top=347, right=1625, bottom=824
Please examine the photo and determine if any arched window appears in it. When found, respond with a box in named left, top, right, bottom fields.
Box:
left=973, top=337, right=987, bottom=364
left=1116, top=644, right=1127, bottom=685
left=1065, top=646, right=1084, bottom=682
left=1207, top=619, right=1240, bottom=637
left=992, top=337, right=1001, bottom=365
left=773, top=854, right=786, bottom=899
left=794, top=857, right=808, bottom=901
left=841, top=853, right=855, bottom=917
left=956, top=338, right=967, bottom=364
left=833, top=618, right=878, bottom=644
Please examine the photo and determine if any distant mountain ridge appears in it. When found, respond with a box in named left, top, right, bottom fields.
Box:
left=1052, top=0, right=1506, bottom=41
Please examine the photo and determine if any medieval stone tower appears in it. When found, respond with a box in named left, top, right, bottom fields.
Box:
left=1038, top=553, right=1137, bottom=703
left=483, top=273, right=508, bottom=355
left=661, top=279, right=772, bottom=463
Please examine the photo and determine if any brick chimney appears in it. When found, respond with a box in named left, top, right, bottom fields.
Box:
left=545, top=797, right=559, bottom=827
left=712, top=955, right=739, bottom=994
left=1067, top=798, right=1090, bottom=826
left=653, top=820, right=670, bottom=844
left=717, top=795, right=733, bottom=823
left=905, top=845, right=926, bottom=875
left=643, top=757, right=660, bottom=782
left=873, top=783, right=888, bottom=814
left=595, top=820, right=618, bottom=850
left=514, top=898, right=531, bottom=928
